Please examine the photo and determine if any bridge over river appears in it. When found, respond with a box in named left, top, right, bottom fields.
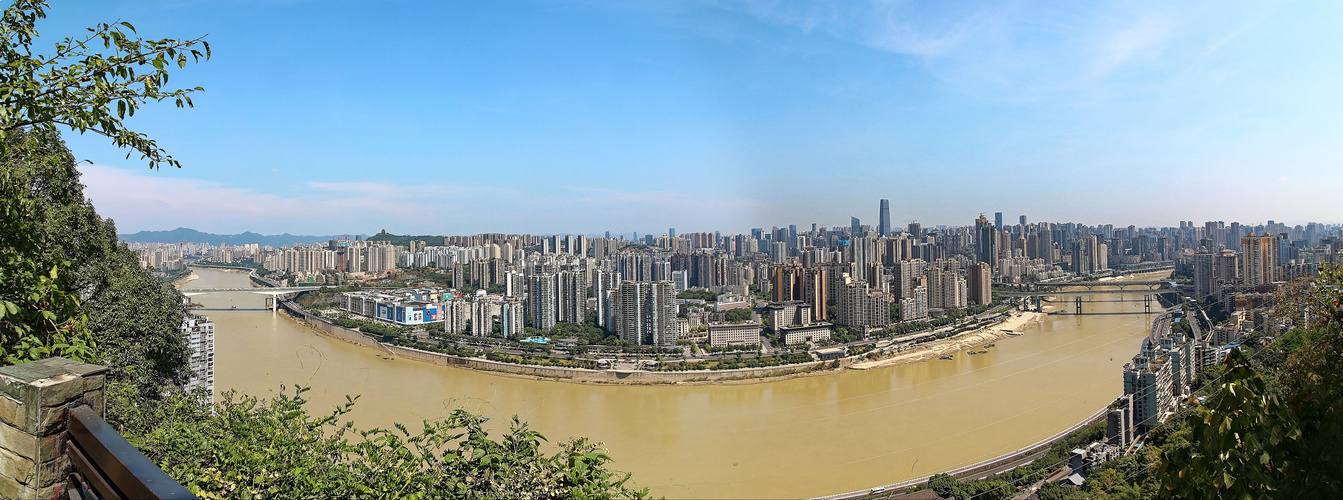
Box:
left=994, top=279, right=1182, bottom=314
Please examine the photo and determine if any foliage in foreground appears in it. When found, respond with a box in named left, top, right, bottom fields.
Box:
left=3, top=127, right=191, bottom=395
left=0, top=131, right=95, bottom=364
left=1, top=0, right=209, bottom=390
left=927, top=263, right=1343, bottom=500
left=1154, top=265, right=1343, bottom=498
left=108, top=383, right=650, bottom=500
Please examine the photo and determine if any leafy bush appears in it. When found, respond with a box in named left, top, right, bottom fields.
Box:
left=108, top=383, right=648, bottom=499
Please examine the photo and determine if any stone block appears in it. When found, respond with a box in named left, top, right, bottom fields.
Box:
left=82, top=390, right=104, bottom=416
left=0, top=422, right=61, bottom=464
left=34, top=406, right=67, bottom=437
left=35, top=374, right=83, bottom=407
left=35, top=431, right=64, bottom=464
left=37, top=482, right=63, bottom=500
left=0, top=422, right=38, bottom=461
left=33, top=455, right=64, bottom=488
left=0, top=446, right=35, bottom=487
left=0, top=376, right=37, bottom=409
left=0, top=473, right=26, bottom=500
left=41, top=358, right=107, bottom=379
left=0, top=395, right=25, bottom=429
left=81, top=374, right=105, bottom=394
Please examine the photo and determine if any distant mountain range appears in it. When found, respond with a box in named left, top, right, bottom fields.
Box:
left=118, top=227, right=362, bottom=246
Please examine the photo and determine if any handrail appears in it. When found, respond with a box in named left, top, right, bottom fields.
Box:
left=65, top=405, right=197, bottom=500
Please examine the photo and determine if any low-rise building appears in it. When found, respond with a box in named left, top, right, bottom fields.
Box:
left=708, top=322, right=761, bottom=347
left=341, top=289, right=453, bottom=326
left=766, top=301, right=813, bottom=330
left=778, top=323, right=832, bottom=346
left=815, top=346, right=846, bottom=360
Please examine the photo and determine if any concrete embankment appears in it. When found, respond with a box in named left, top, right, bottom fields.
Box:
left=277, top=299, right=843, bottom=385
left=813, top=408, right=1109, bottom=500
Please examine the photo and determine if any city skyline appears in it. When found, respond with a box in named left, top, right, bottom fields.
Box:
left=40, top=1, right=1343, bottom=234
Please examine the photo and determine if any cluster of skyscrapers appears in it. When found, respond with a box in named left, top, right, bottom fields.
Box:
left=149, top=202, right=1342, bottom=356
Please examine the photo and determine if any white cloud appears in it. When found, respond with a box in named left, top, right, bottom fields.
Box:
left=1091, top=15, right=1174, bottom=78
left=703, top=1, right=1268, bottom=103
left=79, top=165, right=438, bottom=234
left=78, top=165, right=767, bottom=235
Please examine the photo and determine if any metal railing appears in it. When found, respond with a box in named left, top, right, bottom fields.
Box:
left=64, top=405, right=197, bottom=500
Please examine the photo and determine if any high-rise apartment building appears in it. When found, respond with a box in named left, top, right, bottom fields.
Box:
left=1123, top=353, right=1175, bottom=434
left=1214, top=250, right=1238, bottom=288
left=557, top=270, right=584, bottom=324
left=594, top=270, right=619, bottom=328
left=445, top=299, right=471, bottom=334
left=528, top=274, right=558, bottom=331
left=925, top=266, right=967, bottom=310
left=771, top=241, right=788, bottom=264
left=504, top=270, right=526, bottom=298
left=836, top=279, right=891, bottom=327
left=1192, top=253, right=1216, bottom=300
left=892, top=259, right=926, bottom=299
left=501, top=298, right=525, bottom=338
left=181, top=313, right=215, bottom=396
left=771, top=265, right=826, bottom=319
left=1071, top=235, right=1108, bottom=275
left=900, top=285, right=928, bottom=321
left=470, top=297, right=494, bottom=336
left=615, top=281, right=676, bottom=347
left=967, top=262, right=992, bottom=306
left=1241, top=233, right=1279, bottom=286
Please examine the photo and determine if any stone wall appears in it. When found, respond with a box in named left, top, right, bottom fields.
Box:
left=0, top=358, right=108, bottom=499
left=280, top=300, right=392, bottom=353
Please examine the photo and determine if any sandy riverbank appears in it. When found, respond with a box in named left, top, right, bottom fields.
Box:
left=848, top=311, right=1048, bottom=370
left=174, top=271, right=199, bottom=286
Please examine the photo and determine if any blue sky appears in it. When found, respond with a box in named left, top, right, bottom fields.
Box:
left=44, top=1, right=1343, bottom=235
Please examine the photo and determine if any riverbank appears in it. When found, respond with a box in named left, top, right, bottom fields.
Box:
left=174, top=271, right=199, bottom=286
left=274, top=299, right=850, bottom=386
left=275, top=297, right=1042, bottom=386
left=244, top=268, right=1174, bottom=387
left=849, top=311, right=1047, bottom=371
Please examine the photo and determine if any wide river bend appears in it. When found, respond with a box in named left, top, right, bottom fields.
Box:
left=183, top=268, right=1162, bottom=499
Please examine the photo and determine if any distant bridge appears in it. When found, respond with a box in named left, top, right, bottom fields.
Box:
left=180, top=287, right=318, bottom=312
left=993, top=281, right=1177, bottom=297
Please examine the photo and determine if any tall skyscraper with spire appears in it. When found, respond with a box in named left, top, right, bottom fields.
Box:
left=878, top=199, right=890, bottom=237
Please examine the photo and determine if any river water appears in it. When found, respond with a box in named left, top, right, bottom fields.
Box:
left=182, top=269, right=1162, bottom=499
